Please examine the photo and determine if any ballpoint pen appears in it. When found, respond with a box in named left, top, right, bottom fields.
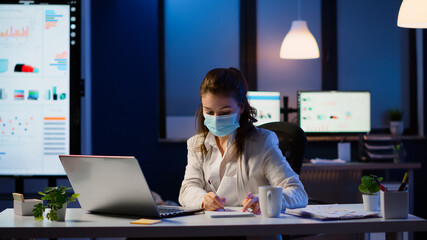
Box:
left=207, top=180, right=225, bottom=211
left=373, top=175, right=386, bottom=192
left=398, top=172, right=408, bottom=191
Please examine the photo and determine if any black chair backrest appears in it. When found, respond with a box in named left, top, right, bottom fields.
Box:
left=258, top=122, right=306, bottom=175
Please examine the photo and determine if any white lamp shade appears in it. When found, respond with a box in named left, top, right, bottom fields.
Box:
left=280, top=20, right=319, bottom=59
left=397, top=0, right=427, bottom=28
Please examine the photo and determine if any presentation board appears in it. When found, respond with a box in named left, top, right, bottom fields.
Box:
left=0, top=1, right=80, bottom=175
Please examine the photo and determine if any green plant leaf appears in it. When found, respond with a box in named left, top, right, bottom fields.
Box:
left=377, top=177, right=383, bottom=182
left=361, top=176, right=372, bottom=186
left=390, top=109, right=403, bottom=121
left=358, top=184, right=368, bottom=194
left=33, top=185, right=79, bottom=221
left=33, top=202, right=45, bottom=221
left=368, top=184, right=380, bottom=194
left=69, top=193, right=79, bottom=203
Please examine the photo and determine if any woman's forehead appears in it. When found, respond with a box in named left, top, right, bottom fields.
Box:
left=201, top=93, right=239, bottom=108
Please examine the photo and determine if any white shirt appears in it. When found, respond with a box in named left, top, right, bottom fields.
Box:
left=205, top=131, right=239, bottom=206
left=179, top=128, right=308, bottom=210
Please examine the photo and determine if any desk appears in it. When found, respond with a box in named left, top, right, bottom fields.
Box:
left=0, top=204, right=426, bottom=239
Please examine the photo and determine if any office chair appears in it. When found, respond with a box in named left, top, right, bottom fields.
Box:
left=259, top=123, right=336, bottom=240
left=258, top=121, right=306, bottom=175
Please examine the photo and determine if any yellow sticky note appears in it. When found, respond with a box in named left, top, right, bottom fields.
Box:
left=12, top=193, right=24, bottom=202
left=130, top=218, right=162, bottom=225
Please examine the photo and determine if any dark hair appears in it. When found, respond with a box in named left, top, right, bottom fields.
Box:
left=195, top=67, right=257, bottom=158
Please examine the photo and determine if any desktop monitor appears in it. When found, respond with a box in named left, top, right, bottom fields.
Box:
left=298, top=91, right=371, bottom=133
left=0, top=1, right=81, bottom=175
left=247, top=91, right=281, bottom=126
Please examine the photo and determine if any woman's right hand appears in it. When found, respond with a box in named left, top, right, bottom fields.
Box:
left=202, top=192, right=226, bottom=211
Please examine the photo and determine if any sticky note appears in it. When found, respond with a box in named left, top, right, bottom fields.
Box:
left=130, top=219, right=162, bottom=225
left=12, top=193, right=24, bottom=202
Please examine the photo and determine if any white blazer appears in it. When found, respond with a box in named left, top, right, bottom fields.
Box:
left=179, top=128, right=308, bottom=210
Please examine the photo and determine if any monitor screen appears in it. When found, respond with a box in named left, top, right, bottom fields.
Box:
left=0, top=1, right=80, bottom=175
left=298, top=91, right=371, bottom=133
left=247, top=91, right=281, bottom=126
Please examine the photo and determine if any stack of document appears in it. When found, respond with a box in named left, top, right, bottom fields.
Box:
left=286, top=204, right=379, bottom=220
left=310, top=158, right=347, bottom=164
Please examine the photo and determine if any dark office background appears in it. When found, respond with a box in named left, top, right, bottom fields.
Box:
left=1, top=1, right=427, bottom=238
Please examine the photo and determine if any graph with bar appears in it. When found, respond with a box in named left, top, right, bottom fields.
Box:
left=45, top=9, right=63, bottom=29
left=0, top=25, right=29, bottom=37
left=0, top=4, right=70, bottom=175
left=43, top=117, right=67, bottom=156
left=49, top=51, right=67, bottom=71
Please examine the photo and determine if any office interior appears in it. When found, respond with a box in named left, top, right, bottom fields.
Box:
left=1, top=0, right=427, bottom=239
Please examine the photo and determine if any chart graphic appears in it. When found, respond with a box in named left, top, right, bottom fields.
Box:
left=0, top=14, right=34, bottom=46
left=45, top=10, right=63, bottom=29
left=43, top=117, right=67, bottom=156
left=0, top=88, right=7, bottom=100
left=0, top=59, right=8, bottom=73
left=0, top=4, right=70, bottom=175
left=14, top=64, right=39, bottom=73
left=43, top=86, right=67, bottom=101
left=0, top=25, right=29, bottom=37
left=28, top=90, right=39, bottom=100
left=49, top=51, right=67, bottom=71
left=13, top=90, right=24, bottom=100
left=0, top=114, right=34, bottom=138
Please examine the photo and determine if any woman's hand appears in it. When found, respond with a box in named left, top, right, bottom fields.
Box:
left=241, top=192, right=260, bottom=215
left=202, top=192, right=226, bottom=211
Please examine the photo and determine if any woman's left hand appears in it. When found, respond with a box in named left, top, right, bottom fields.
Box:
left=241, top=192, right=261, bottom=215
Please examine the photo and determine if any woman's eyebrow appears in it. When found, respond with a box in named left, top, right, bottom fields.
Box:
left=219, top=106, right=232, bottom=110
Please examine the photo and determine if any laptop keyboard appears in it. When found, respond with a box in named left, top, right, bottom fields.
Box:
left=158, top=206, right=202, bottom=218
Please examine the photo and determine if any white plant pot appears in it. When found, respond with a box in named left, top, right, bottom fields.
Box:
left=390, top=121, right=404, bottom=136
left=56, top=203, right=67, bottom=221
left=362, top=194, right=379, bottom=212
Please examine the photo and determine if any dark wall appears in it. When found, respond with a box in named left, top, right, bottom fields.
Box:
left=91, top=0, right=187, bottom=201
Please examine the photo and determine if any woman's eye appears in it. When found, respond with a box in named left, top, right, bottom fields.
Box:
left=219, top=112, right=231, bottom=116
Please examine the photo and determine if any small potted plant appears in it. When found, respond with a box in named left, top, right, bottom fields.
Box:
left=358, top=175, right=383, bottom=211
left=389, top=109, right=403, bottom=137
left=33, top=186, right=79, bottom=221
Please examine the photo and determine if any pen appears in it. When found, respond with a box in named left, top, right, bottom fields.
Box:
left=398, top=172, right=408, bottom=191
left=207, top=180, right=225, bottom=211
left=373, top=176, right=386, bottom=192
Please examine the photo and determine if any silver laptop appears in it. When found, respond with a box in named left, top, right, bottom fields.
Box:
left=59, top=155, right=203, bottom=218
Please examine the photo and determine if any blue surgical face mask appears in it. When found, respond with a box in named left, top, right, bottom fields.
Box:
left=203, top=112, right=240, bottom=137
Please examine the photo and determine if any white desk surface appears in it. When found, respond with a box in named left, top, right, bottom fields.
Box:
left=0, top=204, right=426, bottom=238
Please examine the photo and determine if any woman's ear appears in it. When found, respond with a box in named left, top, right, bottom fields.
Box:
left=239, top=105, right=245, bottom=114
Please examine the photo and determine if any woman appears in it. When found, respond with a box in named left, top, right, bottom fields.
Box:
left=179, top=67, right=308, bottom=213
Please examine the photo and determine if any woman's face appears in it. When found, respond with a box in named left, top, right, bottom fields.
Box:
left=201, top=93, right=243, bottom=117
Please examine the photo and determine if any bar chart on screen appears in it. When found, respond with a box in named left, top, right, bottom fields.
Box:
left=0, top=3, right=71, bottom=175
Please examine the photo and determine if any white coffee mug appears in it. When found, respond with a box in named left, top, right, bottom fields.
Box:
left=259, top=185, right=282, bottom=218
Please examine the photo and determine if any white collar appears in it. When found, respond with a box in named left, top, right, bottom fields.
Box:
left=204, top=131, right=236, bottom=149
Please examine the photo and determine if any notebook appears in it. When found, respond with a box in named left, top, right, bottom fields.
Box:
left=59, top=155, right=203, bottom=218
left=205, top=208, right=255, bottom=218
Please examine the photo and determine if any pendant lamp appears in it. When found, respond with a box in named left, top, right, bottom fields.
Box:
left=397, top=0, right=427, bottom=28
left=280, top=0, right=319, bottom=59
